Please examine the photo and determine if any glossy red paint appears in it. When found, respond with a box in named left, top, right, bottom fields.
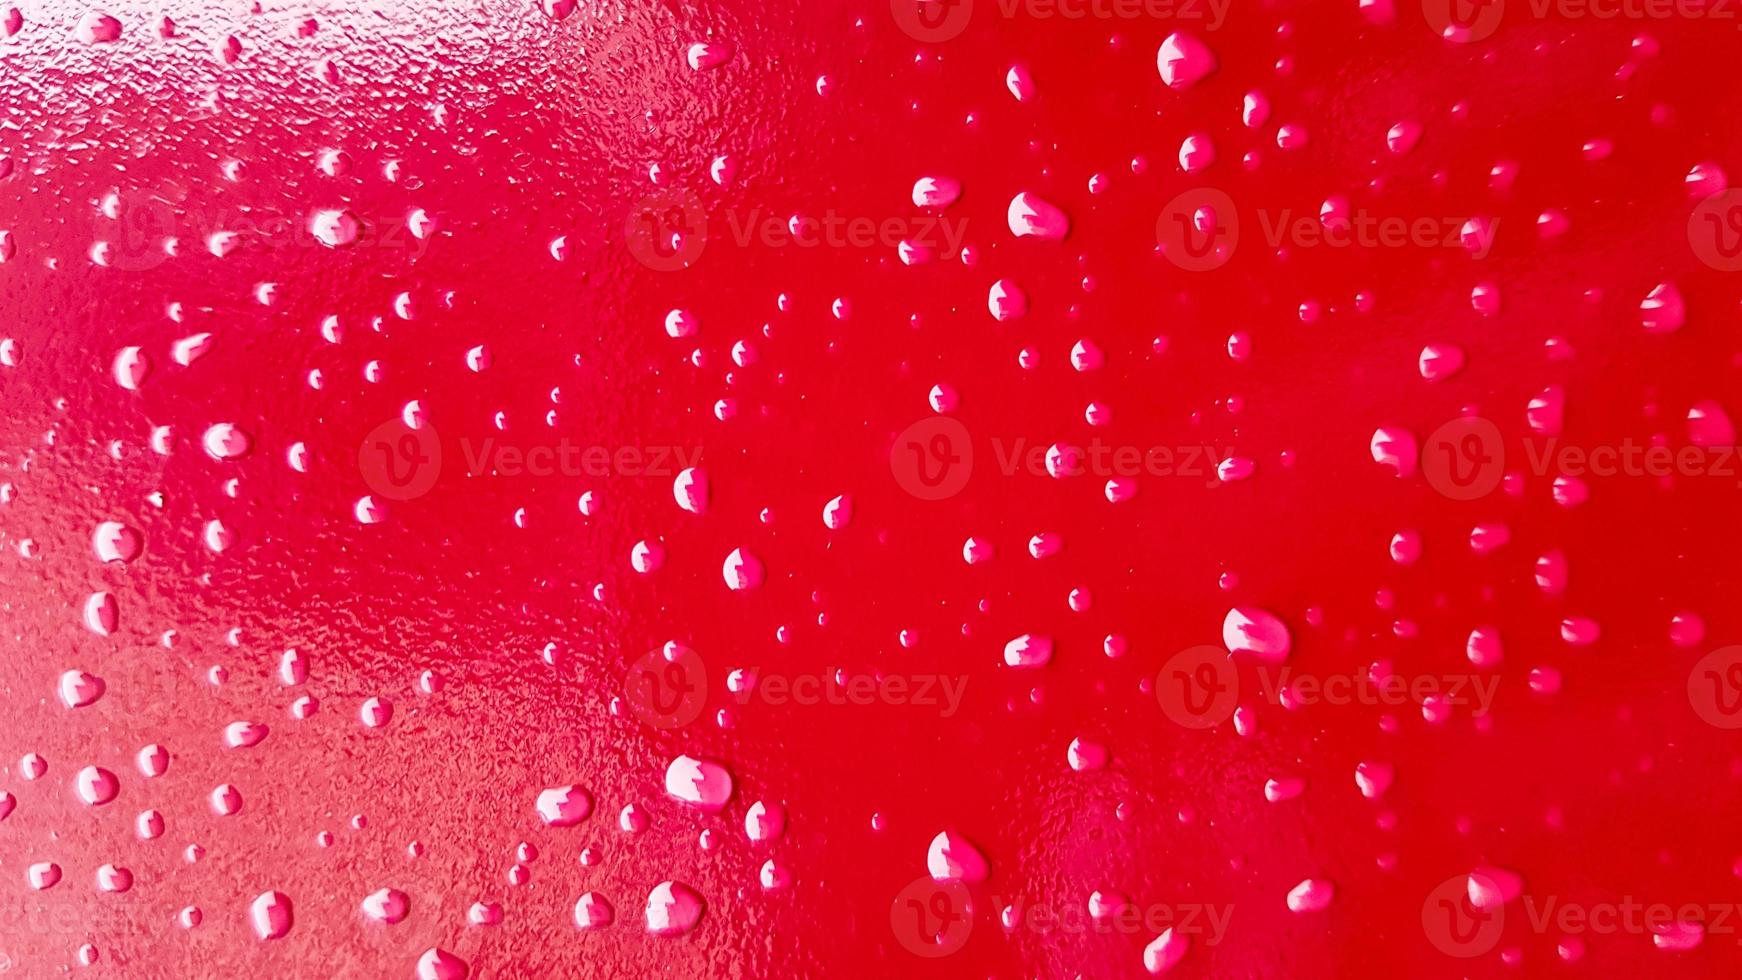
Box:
left=2, top=1, right=1742, bottom=977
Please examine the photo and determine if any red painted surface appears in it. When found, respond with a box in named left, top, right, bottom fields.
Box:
left=3, top=1, right=1742, bottom=976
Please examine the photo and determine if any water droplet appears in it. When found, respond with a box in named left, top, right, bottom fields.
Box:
left=361, top=888, right=409, bottom=924
left=1157, top=32, right=1216, bottom=90
left=685, top=42, right=733, bottom=71
left=202, top=424, right=252, bottom=460
left=1285, top=878, right=1334, bottom=913
left=912, top=176, right=962, bottom=209
left=1222, top=608, right=1290, bottom=663
left=665, top=756, right=733, bottom=811
left=415, top=948, right=469, bottom=980
left=59, top=670, right=105, bottom=708
left=1006, top=192, right=1069, bottom=241
left=643, top=881, right=704, bottom=936
left=249, top=892, right=294, bottom=940
left=536, top=785, right=593, bottom=827
left=1641, top=282, right=1685, bottom=333
left=92, top=521, right=142, bottom=563
left=1143, top=928, right=1190, bottom=974
left=926, top=831, right=989, bottom=883
left=722, top=548, right=765, bottom=590
left=574, top=892, right=613, bottom=930
left=75, top=765, right=119, bottom=806
left=1003, top=633, right=1053, bottom=668
left=75, top=12, right=121, bottom=43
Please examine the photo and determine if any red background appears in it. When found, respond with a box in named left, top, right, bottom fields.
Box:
left=3, top=0, right=1742, bottom=976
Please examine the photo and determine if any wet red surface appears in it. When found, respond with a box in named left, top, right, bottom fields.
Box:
left=4, top=0, right=1742, bottom=976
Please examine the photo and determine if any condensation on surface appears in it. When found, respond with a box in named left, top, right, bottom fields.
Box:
left=2, top=1, right=1742, bottom=977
